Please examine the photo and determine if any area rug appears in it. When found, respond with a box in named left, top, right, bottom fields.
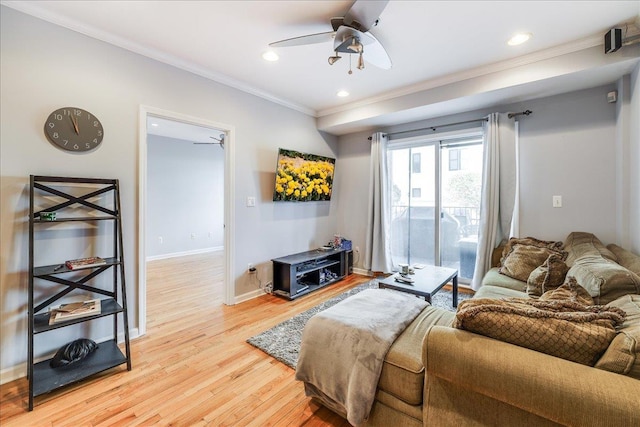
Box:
left=246, top=280, right=471, bottom=369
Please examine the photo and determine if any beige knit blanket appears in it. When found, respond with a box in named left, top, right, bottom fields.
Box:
left=454, top=297, right=626, bottom=365
left=295, top=289, right=428, bottom=426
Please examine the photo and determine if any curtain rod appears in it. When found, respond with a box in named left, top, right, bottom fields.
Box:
left=367, top=110, right=532, bottom=140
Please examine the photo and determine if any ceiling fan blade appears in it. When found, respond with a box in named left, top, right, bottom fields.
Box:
left=362, top=33, right=392, bottom=70
left=269, top=31, right=335, bottom=48
left=343, top=0, right=389, bottom=33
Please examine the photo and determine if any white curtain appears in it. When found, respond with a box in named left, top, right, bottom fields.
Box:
left=471, top=113, right=517, bottom=290
left=365, top=132, right=393, bottom=273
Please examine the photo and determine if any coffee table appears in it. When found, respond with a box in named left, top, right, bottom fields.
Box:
left=378, top=265, right=458, bottom=307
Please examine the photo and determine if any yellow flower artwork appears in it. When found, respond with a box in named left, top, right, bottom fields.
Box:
left=273, top=149, right=335, bottom=202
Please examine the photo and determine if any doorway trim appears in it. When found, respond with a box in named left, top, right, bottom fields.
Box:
left=137, top=105, right=236, bottom=336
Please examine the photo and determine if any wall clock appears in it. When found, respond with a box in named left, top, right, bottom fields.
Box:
left=44, top=107, right=104, bottom=152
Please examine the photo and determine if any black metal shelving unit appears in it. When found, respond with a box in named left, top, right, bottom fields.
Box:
left=28, top=175, right=131, bottom=411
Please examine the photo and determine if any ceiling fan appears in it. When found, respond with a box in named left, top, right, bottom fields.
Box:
left=269, top=0, right=392, bottom=72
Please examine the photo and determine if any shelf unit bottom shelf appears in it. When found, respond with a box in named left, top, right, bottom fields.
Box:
left=33, top=339, right=127, bottom=397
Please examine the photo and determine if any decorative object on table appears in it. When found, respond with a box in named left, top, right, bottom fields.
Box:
left=44, top=107, right=104, bottom=152
left=50, top=338, right=98, bottom=368
left=399, top=263, right=410, bottom=275
left=333, top=234, right=342, bottom=248
left=49, top=299, right=101, bottom=324
left=65, top=256, right=106, bottom=270
left=341, top=239, right=352, bottom=250
left=39, top=211, right=56, bottom=221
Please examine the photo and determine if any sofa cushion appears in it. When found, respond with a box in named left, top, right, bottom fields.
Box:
left=379, top=305, right=455, bottom=406
left=607, top=244, right=640, bottom=276
left=561, top=232, right=640, bottom=305
left=526, top=254, right=569, bottom=298
left=499, top=244, right=567, bottom=282
left=595, top=294, right=640, bottom=380
left=475, top=284, right=527, bottom=299
left=567, top=257, right=640, bottom=305
left=481, top=268, right=526, bottom=292
left=563, top=231, right=616, bottom=266
left=453, top=297, right=625, bottom=366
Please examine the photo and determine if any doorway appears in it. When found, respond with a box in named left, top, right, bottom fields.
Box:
left=137, top=106, right=235, bottom=336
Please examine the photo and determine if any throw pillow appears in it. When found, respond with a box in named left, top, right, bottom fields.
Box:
left=539, top=276, right=593, bottom=305
left=500, top=236, right=564, bottom=265
left=454, top=298, right=625, bottom=366
left=500, top=244, right=567, bottom=282
left=526, top=254, right=570, bottom=297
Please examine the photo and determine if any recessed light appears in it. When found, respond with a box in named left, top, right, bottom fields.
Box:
left=150, top=123, right=159, bottom=127
left=262, top=51, right=279, bottom=62
left=336, top=90, right=350, bottom=97
left=507, top=32, right=532, bottom=46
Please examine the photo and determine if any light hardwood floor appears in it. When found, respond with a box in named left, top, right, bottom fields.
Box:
left=1, top=252, right=369, bottom=426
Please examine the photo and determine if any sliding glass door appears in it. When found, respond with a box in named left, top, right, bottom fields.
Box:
left=388, top=131, right=483, bottom=282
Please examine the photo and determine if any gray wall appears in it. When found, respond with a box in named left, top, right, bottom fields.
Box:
left=336, top=83, right=638, bottom=270
left=0, top=7, right=338, bottom=377
left=146, top=135, right=224, bottom=258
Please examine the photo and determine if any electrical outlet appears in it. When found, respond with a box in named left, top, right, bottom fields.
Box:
left=248, top=263, right=254, bottom=270
left=190, top=233, right=196, bottom=239
left=355, top=246, right=360, bottom=253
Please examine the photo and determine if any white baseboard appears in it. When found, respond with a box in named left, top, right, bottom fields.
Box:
left=146, top=246, right=223, bottom=262
left=0, top=328, right=140, bottom=385
left=352, top=268, right=373, bottom=276
left=234, top=288, right=267, bottom=304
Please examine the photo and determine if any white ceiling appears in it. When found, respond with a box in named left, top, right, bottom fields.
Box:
left=3, top=1, right=640, bottom=138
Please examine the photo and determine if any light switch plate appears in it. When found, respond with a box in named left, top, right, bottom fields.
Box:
left=247, top=196, right=256, bottom=207
left=552, top=195, right=562, bottom=208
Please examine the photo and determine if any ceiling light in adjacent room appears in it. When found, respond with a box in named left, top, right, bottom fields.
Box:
left=150, top=123, right=158, bottom=127
left=262, top=51, right=279, bottom=61
left=336, top=90, right=350, bottom=97
left=507, top=32, right=532, bottom=46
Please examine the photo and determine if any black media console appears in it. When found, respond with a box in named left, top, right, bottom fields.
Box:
left=271, top=248, right=349, bottom=300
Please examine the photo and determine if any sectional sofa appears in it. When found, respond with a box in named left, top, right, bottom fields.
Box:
left=361, top=232, right=640, bottom=426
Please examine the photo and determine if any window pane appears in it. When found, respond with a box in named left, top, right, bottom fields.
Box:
left=441, top=144, right=483, bottom=280
left=389, top=146, right=435, bottom=267
left=412, top=153, right=421, bottom=173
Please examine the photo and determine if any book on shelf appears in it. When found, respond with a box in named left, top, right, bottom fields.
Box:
left=49, top=299, right=102, bottom=324
left=65, top=256, right=106, bottom=270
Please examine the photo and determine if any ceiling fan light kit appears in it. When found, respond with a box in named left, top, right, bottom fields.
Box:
left=269, top=0, right=392, bottom=74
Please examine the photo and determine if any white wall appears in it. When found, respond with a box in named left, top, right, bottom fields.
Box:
left=0, top=7, right=338, bottom=379
left=336, top=84, right=635, bottom=270
left=146, top=135, right=224, bottom=258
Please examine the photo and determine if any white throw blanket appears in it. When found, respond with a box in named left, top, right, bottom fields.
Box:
left=295, top=288, right=428, bottom=426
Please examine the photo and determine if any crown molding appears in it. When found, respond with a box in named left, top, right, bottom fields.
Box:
left=1, top=1, right=316, bottom=117
left=316, top=34, right=607, bottom=117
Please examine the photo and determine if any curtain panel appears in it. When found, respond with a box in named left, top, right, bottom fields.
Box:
left=471, top=113, right=517, bottom=290
left=365, top=132, right=393, bottom=273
